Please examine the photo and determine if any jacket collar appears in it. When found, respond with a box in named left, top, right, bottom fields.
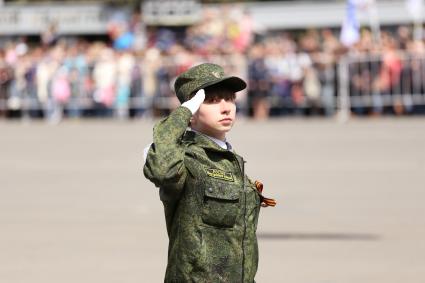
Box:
left=183, top=130, right=232, bottom=153
left=182, top=130, right=245, bottom=172
left=188, top=128, right=233, bottom=151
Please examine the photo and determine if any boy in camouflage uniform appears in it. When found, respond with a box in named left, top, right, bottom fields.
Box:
left=143, top=63, right=275, bottom=282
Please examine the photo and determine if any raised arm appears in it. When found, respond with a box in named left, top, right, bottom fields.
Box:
left=143, top=89, right=205, bottom=191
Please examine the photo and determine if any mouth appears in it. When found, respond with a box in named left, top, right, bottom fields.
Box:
left=219, top=118, right=233, bottom=123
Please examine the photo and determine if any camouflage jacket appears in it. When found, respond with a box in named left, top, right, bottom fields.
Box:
left=144, top=106, right=261, bottom=283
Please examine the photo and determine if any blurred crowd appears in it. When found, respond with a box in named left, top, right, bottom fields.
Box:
left=1, top=6, right=425, bottom=122
left=347, top=27, right=425, bottom=116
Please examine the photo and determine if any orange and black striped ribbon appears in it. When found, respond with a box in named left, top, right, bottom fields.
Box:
left=254, top=180, right=277, bottom=207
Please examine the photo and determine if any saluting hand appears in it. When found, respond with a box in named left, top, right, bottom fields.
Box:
left=182, top=89, right=205, bottom=114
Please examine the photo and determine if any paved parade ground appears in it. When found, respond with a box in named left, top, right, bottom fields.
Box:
left=1, top=117, right=425, bottom=283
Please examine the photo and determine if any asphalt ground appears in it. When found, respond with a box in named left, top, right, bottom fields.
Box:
left=1, top=117, right=424, bottom=283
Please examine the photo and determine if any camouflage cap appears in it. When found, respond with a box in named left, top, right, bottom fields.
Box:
left=174, top=63, right=247, bottom=103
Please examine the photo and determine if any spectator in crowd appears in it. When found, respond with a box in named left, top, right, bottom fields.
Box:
left=402, top=40, right=425, bottom=114
left=0, top=48, right=13, bottom=118
left=23, top=48, right=40, bottom=118
left=50, top=65, right=71, bottom=123
left=247, top=43, right=270, bottom=119
left=115, top=50, right=136, bottom=119
left=41, top=22, right=59, bottom=47
left=36, top=47, right=59, bottom=122
left=63, top=42, right=89, bottom=119
left=93, top=46, right=117, bottom=117
left=373, top=33, right=402, bottom=115
left=1, top=5, right=425, bottom=120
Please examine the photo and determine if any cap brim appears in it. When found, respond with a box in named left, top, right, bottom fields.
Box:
left=197, top=76, right=247, bottom=94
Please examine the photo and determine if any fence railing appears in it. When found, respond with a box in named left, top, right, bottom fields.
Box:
left=337, top=51, right=425, bottom=117
left=1, top=50, right=425, bottom=120
left=0, top=53, right=251, bottom=119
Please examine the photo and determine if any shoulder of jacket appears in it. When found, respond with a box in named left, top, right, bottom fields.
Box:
left=181, top=130, right=196, bottom=146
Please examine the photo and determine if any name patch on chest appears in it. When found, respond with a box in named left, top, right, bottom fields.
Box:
left=205, top=168, right=235, bottom=182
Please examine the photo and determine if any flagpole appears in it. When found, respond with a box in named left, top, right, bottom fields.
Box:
left=413, top=21, right=423, bottom=41
left=368, top=0, right=381, bottom=46
left=340, top=0, right=361, bottom=47
left=407, top=0, right=424, bottom=42
left=414, top=12, right=424, bottom=41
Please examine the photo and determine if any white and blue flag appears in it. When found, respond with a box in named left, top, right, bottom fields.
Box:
left=406, top=0, right=424, bottom=20
left=340, top=0, right=361, bottom=47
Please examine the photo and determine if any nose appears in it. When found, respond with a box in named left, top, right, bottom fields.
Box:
left=219, top=99, right=231, bottom=114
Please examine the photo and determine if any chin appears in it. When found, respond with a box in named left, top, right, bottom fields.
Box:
left=211, top=126, right=230, bottom=137
left=220, top=126, right=232, bottom=133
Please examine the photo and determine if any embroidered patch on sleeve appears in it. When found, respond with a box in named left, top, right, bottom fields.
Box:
left=205, top=168, right=235, bottom=182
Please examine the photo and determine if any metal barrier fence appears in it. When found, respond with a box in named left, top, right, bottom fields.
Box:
left=0, top=53, right=249, bottom=120
left=2, top=50, right=425, bottom=120
left=337, top=51, right=425, bottom=117
left=0, top=52, right=337, bottom=119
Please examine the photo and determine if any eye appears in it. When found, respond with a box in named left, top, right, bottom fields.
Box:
left=205, top=96, right=221, bottom=103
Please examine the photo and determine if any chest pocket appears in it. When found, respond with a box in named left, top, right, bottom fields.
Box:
left=201, top=185, right=240, bottom=228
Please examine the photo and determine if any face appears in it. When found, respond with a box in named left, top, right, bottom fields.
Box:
left=191, top=87, right=236, bottom=141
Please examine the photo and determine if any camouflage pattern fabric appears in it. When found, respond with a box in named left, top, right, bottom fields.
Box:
left=144, top=106, right=261, bottom=282
left=174, top=63, right=246, bottom=103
